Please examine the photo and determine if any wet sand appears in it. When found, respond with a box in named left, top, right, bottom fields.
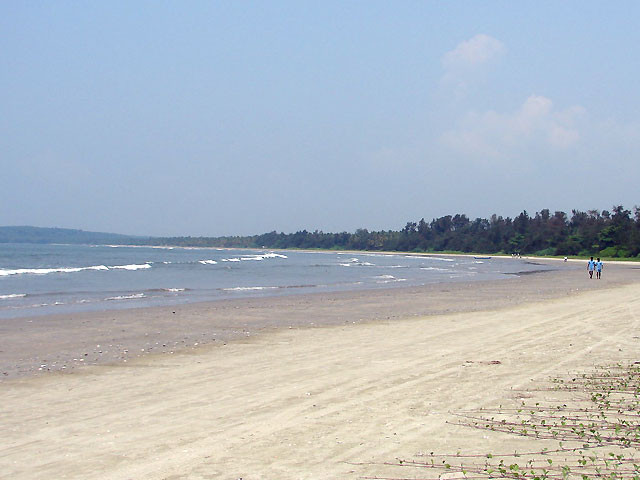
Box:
left=1, top=259, right=639, bottom=479
left=1, top=259, right=637, bottom=379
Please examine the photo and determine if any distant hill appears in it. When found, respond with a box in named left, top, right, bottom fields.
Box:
left=0, top=226, right=146, bottom=245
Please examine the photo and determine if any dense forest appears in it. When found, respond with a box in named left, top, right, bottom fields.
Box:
left=150, top=205, right=640, bottom=258
left=2, top=205, right=639, bottom=258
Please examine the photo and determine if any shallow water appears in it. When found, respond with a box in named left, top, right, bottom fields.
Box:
left=0, top=243, right=557, bottom=318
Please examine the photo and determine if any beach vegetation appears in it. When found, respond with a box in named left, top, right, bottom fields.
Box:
left=599, top=246, right=631, bottom=258
left=366, top=363, right=640, bottom=480
left=535, top=247, right=557, bottom=257
left=147, top=204, right=640, bottom=259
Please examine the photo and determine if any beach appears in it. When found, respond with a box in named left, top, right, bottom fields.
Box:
left=1, top=259, right=639, bottom=479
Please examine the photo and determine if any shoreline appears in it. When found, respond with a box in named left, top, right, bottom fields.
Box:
left=34, top=240, right=640, bottom=262
left=2, top=245, right=635, bottom=323
left=1, top=259, right=638, bottom=380
left=1, top=262, right=639, bottom=479
left=0, top=247, right=565, bottom=322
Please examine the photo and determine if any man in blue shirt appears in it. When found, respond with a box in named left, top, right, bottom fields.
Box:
left=595, top=258, right=604, bottom=279
left=587, top=257, right=596, bottom=279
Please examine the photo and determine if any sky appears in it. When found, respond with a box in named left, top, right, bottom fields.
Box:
left=1, top=1, right=639, bottom=237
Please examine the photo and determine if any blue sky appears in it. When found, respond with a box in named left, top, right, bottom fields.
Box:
left=2, top=1, right=639, bottom=236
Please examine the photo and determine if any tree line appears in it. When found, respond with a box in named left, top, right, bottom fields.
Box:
left=149, top=205, right=640, bottom=258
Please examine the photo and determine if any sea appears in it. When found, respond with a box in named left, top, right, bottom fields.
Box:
left=0, top=243, right=557, bottom=319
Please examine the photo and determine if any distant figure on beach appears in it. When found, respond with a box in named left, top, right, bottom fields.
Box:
left=596, top=257, right=604, bottom=279
left=587, top=256, right=595, bottom=279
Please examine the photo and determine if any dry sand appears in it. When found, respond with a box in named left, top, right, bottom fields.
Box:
left=1, top=260, right=639, bottom=479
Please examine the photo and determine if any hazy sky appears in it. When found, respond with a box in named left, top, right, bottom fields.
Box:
left=2, top=2, right=639, bottom=236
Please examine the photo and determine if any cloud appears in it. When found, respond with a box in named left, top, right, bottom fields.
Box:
left=440, top=95, right=586, bottom=163
left=440, top=34, right=505, bottom=99
left=443, top=34, right=506, bottom=70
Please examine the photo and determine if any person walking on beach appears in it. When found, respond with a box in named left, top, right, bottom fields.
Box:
left=587, top=256, right=596, bottom=279
left=596, top=257, right=604, bottom=279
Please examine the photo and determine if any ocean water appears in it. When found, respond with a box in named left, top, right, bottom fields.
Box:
left=0, top=243, right=556, bottom=319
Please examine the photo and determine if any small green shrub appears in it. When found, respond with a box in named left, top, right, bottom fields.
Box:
left=599, top=246, right=631, bottom=258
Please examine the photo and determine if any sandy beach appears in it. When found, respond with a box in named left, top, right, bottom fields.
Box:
left=1, top=259, right=639, bottom=479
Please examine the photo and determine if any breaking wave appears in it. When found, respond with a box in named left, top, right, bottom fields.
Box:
left=106, top=293, right=146, bottom=301
left=0, top=293, right=27, bottom=299
left=339, top=258, right=375, bottom=267
left=0, top=263, right=151, bottom=276
left=108, top=264, right=152, bottom=271
left=222, top=286, right=279, bottom=291
left=374, top=274, right=407, bottom=284
left=222, top=252, right=287, bottom=262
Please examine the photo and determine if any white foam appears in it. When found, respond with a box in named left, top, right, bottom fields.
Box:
left=198, top=260, right=218, bottom=265
left=0, top=265, right=109, bottom=276
left=420, top=267, right=450, bottom=272
left=340, top=258, right=375, bottom=267
left=376, top=277, right=407, bottom=284
left=0, top=262, right=152, bottom=276
left=106, top=293, right=146, bottom=301
left=220, top=253, right=287, bottom=262
left=240, top=255, right=265, bottom=261
left=412, top=256, right=454, bottom=262
left=222, top=286, right=278, bottom=291
left=0, top=293, right=26, bottom=299
left=109, top=264, right=152, bottom=271
left=103, top=244, right=174, bottom=250
left=163, top=288, right=185, bottom=292
left=375, top=275, right=397, bottom=279
left=260, top=253, right=288, bottom=259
